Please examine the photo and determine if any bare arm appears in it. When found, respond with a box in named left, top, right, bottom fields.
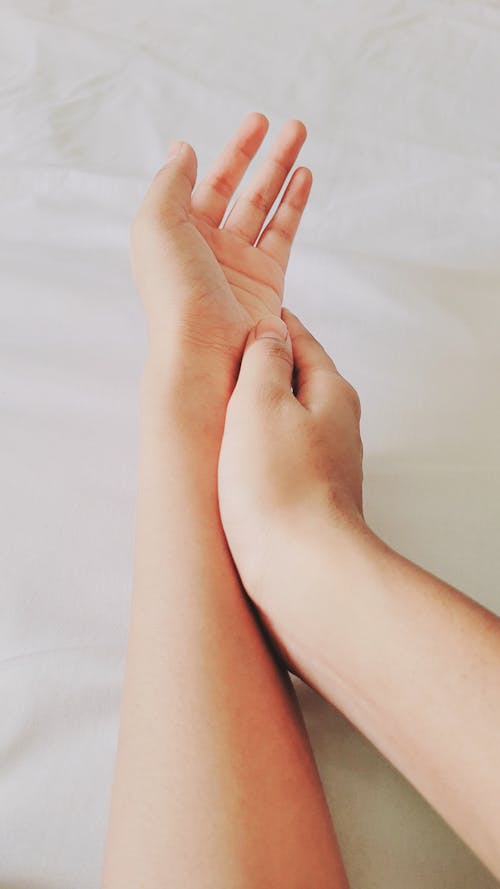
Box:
left=101, top=117, right=349, bottom=889
left=218, top=309, right=500, bottom=879
left=288, top=517, right=500, bottom=876
left=100, top=372, right=348, bottom=888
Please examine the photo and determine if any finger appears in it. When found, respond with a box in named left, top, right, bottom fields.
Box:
left=223, top=119, right=307, bottom=244
left=256, top=166, right=313, bottom=271
left=137, top=141, right=197, bottom=226
left=191, top=112, right=269, bottom=227
left=234, top=315, right=293, bottom=404
left=281, top=309, right=339, bottom=410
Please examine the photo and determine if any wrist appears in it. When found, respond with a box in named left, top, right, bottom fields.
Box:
left=140, top=351, right=235, bottom=443
left=254, top=506, right=376, bottom=665
left=274, top=504, right=371, bottom=584
left=267, top=496, right=369, bottom=581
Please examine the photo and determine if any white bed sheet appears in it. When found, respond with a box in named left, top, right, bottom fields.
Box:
left=1, top=1, right=499, bottom=887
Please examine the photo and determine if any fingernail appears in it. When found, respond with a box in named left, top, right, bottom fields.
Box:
left=255, top=315, right=289, bottom=342
left=167, top=140, right=182, bottom=160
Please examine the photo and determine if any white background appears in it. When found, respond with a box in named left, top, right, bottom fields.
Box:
left=1, top=1, right=499, bottom=887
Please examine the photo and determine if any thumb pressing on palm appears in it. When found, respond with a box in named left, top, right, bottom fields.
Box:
left=234, top=315, right=294, bottom=403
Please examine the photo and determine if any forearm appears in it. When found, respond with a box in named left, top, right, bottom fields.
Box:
left=101, top=372, right=347, bottom=889
left=274, top=518, right=500, bottom=877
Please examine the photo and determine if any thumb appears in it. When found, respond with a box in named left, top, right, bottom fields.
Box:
left=236, top=315, right=293, bottom=402
left=140, top=141, right=197, bottom=223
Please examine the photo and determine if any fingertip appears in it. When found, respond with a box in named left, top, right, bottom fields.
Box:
left=166, top=139, right=182, bottom=160
left=297, top=165, right=313, bottom=186
left=281, top=309, right=338, bottom=390
left=281, top=309, right=321, bottom=349
left=236, top=315, right=294, bottom=402
left=289, top=118, right=307, bottom=142
left=292, top=166, right=313, bottom=201
left=246, top=111, right=269, bottom=133
left=281, top=307, right=305, bottom=336
left=167, top=140, right=197, bottom=187
left=254, top=314, right=290, bottom=345
left=144, top=140, right=197, bottom=217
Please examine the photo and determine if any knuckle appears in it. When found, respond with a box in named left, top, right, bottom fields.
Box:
left=335, top=371, right=361, bottom=421
left=293, top=329, right=316, bottom=347
left=247, top=188, right=270, bottom=214
left=340, top=377, right=361, bottom=419
left=209, top=172, right=233, bottom=199
left=270, top=155, right=289, bottom=177
left=227, top=221, right=248, bottom=240
left=265, top=339, right=294, bottom=379
left=237, top=141, right=254, bottom=163
left=262, top=340, right=294, bottom=369
left=268, top=221, right=292, bottom=242
left=286, top=194, right=304, bottom=214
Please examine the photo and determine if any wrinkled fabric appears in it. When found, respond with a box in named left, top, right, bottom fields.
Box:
left=1, top=2, right=499, bottom=887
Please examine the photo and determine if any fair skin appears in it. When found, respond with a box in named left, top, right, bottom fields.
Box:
left=101, top=114, right=349, bottom=889
left=102, top=112, right=500, bottom=886
left=218, top=309, right=500, bottom=880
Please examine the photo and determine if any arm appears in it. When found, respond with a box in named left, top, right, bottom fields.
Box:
left=100, top=369, right=347, bottom=888
left=218, top=311, right=500, bottom=879
left=291, top=517, right=500, bottom=875
left=101, top=119, right=349, bottom=888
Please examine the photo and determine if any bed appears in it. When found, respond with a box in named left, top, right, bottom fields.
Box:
left=1, top=1, right=499, bottom=886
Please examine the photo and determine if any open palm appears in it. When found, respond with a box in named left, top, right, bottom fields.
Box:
left=132, top=113, right=312, bottom=367
left=190, top=113, right=312, bottom=323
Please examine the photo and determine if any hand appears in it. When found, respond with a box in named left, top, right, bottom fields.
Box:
left=130, top=113, right=312, bottom=397
left=218, top=310, right=365, bottom=660
left=219, top=315, right=500, bottom=882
